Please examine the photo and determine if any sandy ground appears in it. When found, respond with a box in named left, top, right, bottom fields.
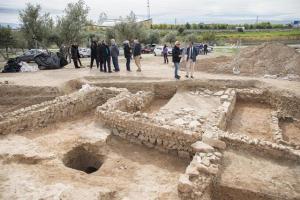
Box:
left=227, top=101, right=274, bottom=142
left=0, top=114, right=188, bottom=200
left=0, top=54, right=299, bottom=97
left=217, top=149, right=300, bottom=200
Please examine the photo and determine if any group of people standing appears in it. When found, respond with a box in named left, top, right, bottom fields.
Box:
left=172, top=41, right=199, bottom=80
left=67, top=39, right=208, bottom=80
left=69, top=39, right=142, bottom=73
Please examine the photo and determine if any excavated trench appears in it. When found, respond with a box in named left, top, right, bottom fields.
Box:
left=0, top=80, right=300, bottom=200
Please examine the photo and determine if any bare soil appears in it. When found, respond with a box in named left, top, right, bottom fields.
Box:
left=227, top=101, right=274, bottom=142
left=215, top=149, right=300, bottom=200
left=0, top=114, right=188, bottom=200
left=161, top=91, right=220, bottom=119
left=142, top=98, right=171, bottom=116
left=280, top=118, right=300, bottom=145
left=194, top=55, right=233, bottom=73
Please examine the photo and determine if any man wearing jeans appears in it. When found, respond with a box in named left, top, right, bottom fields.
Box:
left=172, top=41, right=182, bottom=80
left=185, top=42, right=198, bottom=79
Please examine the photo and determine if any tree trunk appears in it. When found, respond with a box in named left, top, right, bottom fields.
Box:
left=5, top=46, right=8, bottom=58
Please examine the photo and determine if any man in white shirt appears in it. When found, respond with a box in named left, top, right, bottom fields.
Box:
left=185, top=42, right=198, bottom=79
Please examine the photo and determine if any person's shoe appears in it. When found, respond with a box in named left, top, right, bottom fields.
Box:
left=185, top=75, right=189, bottom=78
left=191, top=76, right=194, bottom=79
left=137, top=69, right=141, bottom=72
left=127, top=70, right=131, bottom=72
left=108, top=71, right=112, bottom=73
left=100, top=69, right=103, bottom=72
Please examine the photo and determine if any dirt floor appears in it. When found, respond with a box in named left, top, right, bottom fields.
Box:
left=280, top=118, right=300, bottom=145
left=142, top=98, right=171, bottom=116
left=0, top=114, right=188, bottom=200
left=161, top=91, right=220, bottom=119
left=227, top=101, right=274, bottom=142
left=216, top=149, right=300, bottom=200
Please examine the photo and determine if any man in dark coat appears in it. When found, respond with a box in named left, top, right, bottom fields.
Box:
left=98, top=42, right=104, bottom=71
left=185, top=42, right=198, bottom=79
left=100, top=41, right=111, bottom=73
left=110, top=39, right=120, bottom=72
left=133, top=39, right=142, bottom=72
left=203, top=44, right=208, bottom=55
left=76, top=45, right=82, bottom=67
left=90, top=41, right=99, bottom=68
left=71, top=43, right=80, bottom=68
left=172, top=41, right=182, bottom=79
left=123, top=40, right=131, bottom=71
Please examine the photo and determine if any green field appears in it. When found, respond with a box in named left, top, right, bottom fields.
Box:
left=216, top=30, right=300, bottom=42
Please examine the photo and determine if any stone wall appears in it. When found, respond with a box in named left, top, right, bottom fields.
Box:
left=96, top=91, right=201, bottom=158
left=0, top=87, right=124, bottom=135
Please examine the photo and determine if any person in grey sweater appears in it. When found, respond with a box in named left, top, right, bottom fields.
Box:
left=110, top=39, right=120, bottom=72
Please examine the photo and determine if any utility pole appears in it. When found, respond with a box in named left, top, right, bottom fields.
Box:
left=147, top=0, right=150, bottom=19
left=175, top=18, right=177, bottom=25
left=256, top=16, right=259, bottom=24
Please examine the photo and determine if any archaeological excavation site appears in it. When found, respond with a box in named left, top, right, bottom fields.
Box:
left=0, top=75, right=299, bottom=200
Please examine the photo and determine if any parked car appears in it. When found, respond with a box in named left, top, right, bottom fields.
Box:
left=16, top=49, right=46, bottom=63
left=153, top=46, right=172, bottom=56
left=142, top=44, right=156, bottom=54
left=153, top=46, right=163, bottom=56
left=78, top=48, right=91, bottom=58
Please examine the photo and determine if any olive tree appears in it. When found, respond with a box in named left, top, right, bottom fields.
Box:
left=57, top=0, right=89, bottom=45
left=163, top=32, right=177, bottom=44
left=108, top=11, right=147, bottom=43
left=19, top=3, right=54, bottom=48
left=0, top=26, right=15, bottom=58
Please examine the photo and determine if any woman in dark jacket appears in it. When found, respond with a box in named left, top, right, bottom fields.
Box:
left=123, top=40, right=132, bottom=71
left=172, top=41, right=182, bottom=79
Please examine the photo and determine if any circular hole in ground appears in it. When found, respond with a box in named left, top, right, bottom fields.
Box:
left=63, top=146, right=104, bottom=174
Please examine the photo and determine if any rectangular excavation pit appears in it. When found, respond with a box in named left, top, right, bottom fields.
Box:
left=214, top=149, right=300, bottom=200
left=226, top=100, right=275, bottom=142
left=279, top=117, right=300, bottom=146
left=96, top=89, right=226, bottom=157
left=101, top=135, right=189, bottom=200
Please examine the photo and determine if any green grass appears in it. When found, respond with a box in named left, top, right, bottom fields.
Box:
left=216, top=30, right=300, bottom=41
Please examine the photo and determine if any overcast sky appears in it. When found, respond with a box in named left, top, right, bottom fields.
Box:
left=0, top=0, right=300, bottom=25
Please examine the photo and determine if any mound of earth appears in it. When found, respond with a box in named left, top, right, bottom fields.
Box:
left=194, top=56, right=233, bottom=73
left=230, top=42, right=300, bottom=76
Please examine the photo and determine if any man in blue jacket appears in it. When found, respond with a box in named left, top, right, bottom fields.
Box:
left=185, top=42, right=198, bottom=79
